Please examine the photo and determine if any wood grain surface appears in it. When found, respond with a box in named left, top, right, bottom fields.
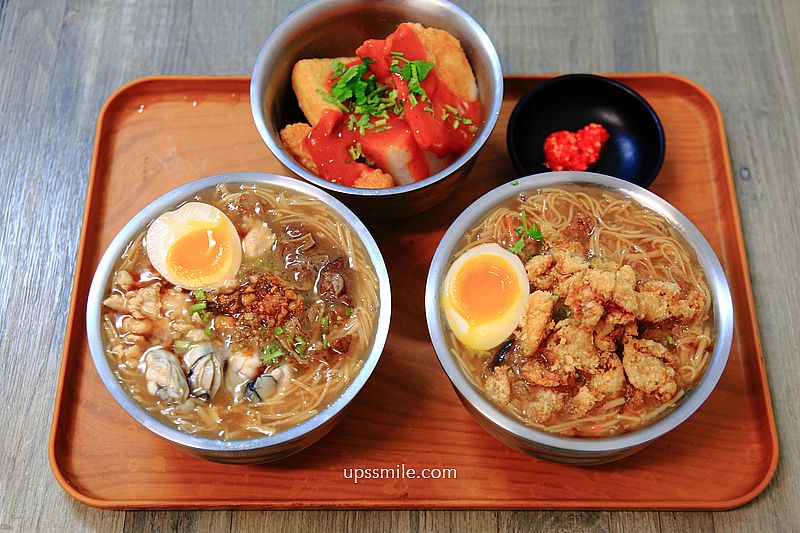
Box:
left=1, top=0, right=797, bottom=531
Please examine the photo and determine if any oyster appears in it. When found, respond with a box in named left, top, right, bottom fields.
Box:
left=183, top=342, right=222, bottom=401
left=245, top=365, right=292, bottom=404
left=224, top=349, right=262, bottom=402
left=144, top=349, right=189, bottom=404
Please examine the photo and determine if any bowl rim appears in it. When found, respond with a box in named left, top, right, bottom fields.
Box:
left=425, top=171, right=733, bottom=454
left=506, top=74, right=666, bottom=188
left=86, top=172, right=392, bottom=453
left=249, top=0, right=504, bottom=197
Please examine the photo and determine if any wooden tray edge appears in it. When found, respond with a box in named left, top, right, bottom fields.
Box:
left=48, top=73, right=779, bottom=511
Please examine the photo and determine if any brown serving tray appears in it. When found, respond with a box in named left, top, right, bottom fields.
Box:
left=50, top=74, right=778, bottom=510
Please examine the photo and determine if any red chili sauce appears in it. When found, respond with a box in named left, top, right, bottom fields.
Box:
left=543, top=122, right=610, bottom=172
left=303, top=24, right=482, bottom=187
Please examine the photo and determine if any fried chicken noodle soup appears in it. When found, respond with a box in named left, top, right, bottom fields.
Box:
left=101, top=184, right=379, bottom=440
left=441, top=186, right=714, bottom=437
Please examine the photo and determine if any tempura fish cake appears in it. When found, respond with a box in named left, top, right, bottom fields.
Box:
left=403, top=22, right=477, bottom=102
left=279, top=122, right=318, bottom=172
left=278, top=122, right=395, bottom=189
left=291, top=57, right=357, bottom=126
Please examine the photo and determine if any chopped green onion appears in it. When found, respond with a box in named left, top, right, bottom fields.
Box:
left=174, top=339, right=190, bottom=351
left=511, top=180, right=520, bottom=186
left=189, top=302, right=206, bottom=313
left=443, top=103, right=460, bottom=115
left=665, top=334, right=675, bottom=345
left=294, top=335, right=307, bottom=356
left=193, top=289, right=206, bottom=301
left=203, top=326, right=212, bottom=337
left=261, top=344, right=284, bottom=366
left=345, top=307, right=353, bottom=316
left=322, top=333, right=330, bottom=349
left=320, top=315, right=329, bottom=331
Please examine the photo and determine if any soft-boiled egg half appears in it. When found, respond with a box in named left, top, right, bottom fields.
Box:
left=442, top=243, right=529, bottom=350
left=146, top=202, right=242, bottom=290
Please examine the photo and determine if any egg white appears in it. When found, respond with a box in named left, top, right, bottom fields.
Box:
left=442, top=243, right=529, bottom=351
left=145, top=202, right=242, bottom=290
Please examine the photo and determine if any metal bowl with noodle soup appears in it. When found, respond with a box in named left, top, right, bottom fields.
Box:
left=426, top=172, right=733, bottom=464
left=87, top=173, right=390, bottom=464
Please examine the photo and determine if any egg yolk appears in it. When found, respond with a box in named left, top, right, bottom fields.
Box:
left=450, top=255, right=520, bottom=324
left=166, top=224, right=231, bottom=282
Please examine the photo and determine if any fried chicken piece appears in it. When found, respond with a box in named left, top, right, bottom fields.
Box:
left=279, top=123, right=318, bottom=173
left=525, top=254, right=556, bottom=291
left=568, top=385, right=604, bottom=419
left=593, top=316, right=617, bottom=352
left=291, top=57, right=358, bottom=126
left=515, top=290, right=556, bottom=355
left=564, top=268, right=615, bottom=327
left=610, top=265, right=638, bottom=316
left=589, top=352, right=625, bottom=395
left=527, top=389, right=566, bottom=424
left=636, top=280, right=678, bottom=322
left=521, top=359, right=564, bottom=387
left=485, top=366, right=511, bottom=405
left=622, top=338, right=678, bottom=400
left=593, top=316, right=638, bottom=352
left=669, top=288, right=706, bottom=321
left=542, top=318, right=599, bottom=374
left=637, top=280, right=705, bottom=323
left=553, top=245, right=589, bottom=275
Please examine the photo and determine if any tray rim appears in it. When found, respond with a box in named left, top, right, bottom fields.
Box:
left=48, top=73, right=779, bottom=511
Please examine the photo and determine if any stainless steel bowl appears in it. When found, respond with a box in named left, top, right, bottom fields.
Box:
left=87, top=173, right=392, bottom=464
left=250, top=0, right=503, bottom=219
left=425, top=171, right=734, bottom=465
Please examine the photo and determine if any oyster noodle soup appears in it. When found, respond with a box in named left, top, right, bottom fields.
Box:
left=100, top=183, right=380, bottom=440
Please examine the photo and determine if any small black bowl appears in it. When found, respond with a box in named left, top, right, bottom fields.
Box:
left=507, top=74, right=665, bottom=187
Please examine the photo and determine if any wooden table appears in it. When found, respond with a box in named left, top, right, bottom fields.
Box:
left=1, top=0, right=796, bottom=530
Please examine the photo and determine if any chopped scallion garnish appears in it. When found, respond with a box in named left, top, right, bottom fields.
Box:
left=261, top=344, right=284, bottom=366
left=174, top=339, right=190, bottom=351
left=189, top=302, right=206, bottom=313
left=294, top=335, right=307, bottom=356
